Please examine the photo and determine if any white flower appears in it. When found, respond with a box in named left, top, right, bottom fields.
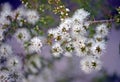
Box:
left=96, top=24, right=108, bottom=37
left=94, top=34, right=105, bottom=43
left=71, top=23, right=87, bottom=36
left=25, top=10, right=39, bottom=24
left=51, top=43, right=63, bottom=57
left=53, top=29, right=63, bottom=41
left=80, top=57, right=102, bottom=73
left=0, top=16, right=11, bottom=25
left=61, top=32, right=71, bottom=42
left=0, top=44, right=13, bottom=57
left=14, top=28, right=31, bottom=43
left=73, top=36, right=88, bottom=57
left=1, top=3, right=12, bottom=16
left=72, top=9, right=90, bottom=22
left=91, top=42, right=106, bottom=57
left=28, top=37, right=42, bottom=53
left=48, top=28, right=58, bottom=38
left=65, top=42, right=74, bottom=53
left=83, top=21, right=90, bottom=29
left=7, top=56, right=22, bottom=70
left=48, top=28, right=71, bottom=42
left=86, top=39, right=95, bottom=47
left=64, top=42, right=74, bottom=57
left=73, top=36, right=87, bottom=47
left=71, top=24, right=81, bottom=35
left=58, top=18, right=72, bottom=32
left=54, top=32, right=71, bottom=42
left=75, top=43, right=89, bottom=57
left=12, top=6, right=26, bottom=20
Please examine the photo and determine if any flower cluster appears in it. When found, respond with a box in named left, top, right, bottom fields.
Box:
left=0, top=2, right=112, bottom=82
left=0, top=3, right=43, bottom=54
left=0, top=43, right=23, bottom=82
left=0, top=3, right=43, bottom=82
left=48, top=9, right=109, bottom=73
left=0, top=3, right=39, bottom=26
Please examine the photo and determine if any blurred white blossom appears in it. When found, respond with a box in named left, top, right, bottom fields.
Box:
left=0, top=44, right=13, bottom=57
left=96, top=24, right=109, bottom=37
left=80, top=57, right=102, bottom=73
left=0, top=3, right=12, bottom=25
left=25, top=10, right=39, bottom=25
left=14, top=28, right=31, bottom=43
left=28, top=37, right=43, bottom=53
left=7, top=56, right=22, bottom=70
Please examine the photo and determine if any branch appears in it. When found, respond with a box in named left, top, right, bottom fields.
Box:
left=89, top=19, right=115, bottom=24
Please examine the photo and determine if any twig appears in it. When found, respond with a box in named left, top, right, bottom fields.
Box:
left=89, top=19, right=115, bottom=24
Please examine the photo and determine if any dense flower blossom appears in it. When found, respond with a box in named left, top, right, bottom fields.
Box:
left=48, top=8, right=109, bottom=73
left=0, top=2, right=111, bottom=79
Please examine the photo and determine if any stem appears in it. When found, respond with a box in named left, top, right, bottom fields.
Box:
left=89, top=19, right=115, bottom=24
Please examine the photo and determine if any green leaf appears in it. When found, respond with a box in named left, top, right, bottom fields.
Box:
left=40, top=0, right=48, bottom=4
left=88, top=26, right=95, bottom=38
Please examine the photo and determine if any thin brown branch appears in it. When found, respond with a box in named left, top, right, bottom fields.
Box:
left=89, top=19, right=115, bottom=24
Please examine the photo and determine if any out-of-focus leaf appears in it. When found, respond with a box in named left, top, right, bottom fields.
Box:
left=88, top=26, right=95, bottom=38
left=40, top=0, right=48, bottom=4
left=38, top=16, right=55, bottom=28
